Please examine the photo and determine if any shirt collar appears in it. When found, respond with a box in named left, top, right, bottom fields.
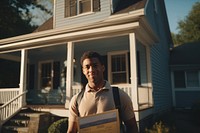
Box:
left=86, top=80, right=111, bottom=92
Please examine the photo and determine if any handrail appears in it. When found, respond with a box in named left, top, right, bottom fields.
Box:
left=0, top=89, right=20, bottom=104
left=0, top=91, right=27, bottom=109
left=0, top=91, right=28, bottom=126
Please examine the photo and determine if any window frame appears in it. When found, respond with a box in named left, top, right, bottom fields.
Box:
left=65, top=0, right=100, bottom=17
left=173, top=70, right=200, bottom=88
left=108, top=51, right=129, bottom=84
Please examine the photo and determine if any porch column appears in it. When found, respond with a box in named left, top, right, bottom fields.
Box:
left=65, top=42, right=74, bottom=108
left=19, top=49, right=27, bottom=106
left=129, top=33, right=139, bottom=112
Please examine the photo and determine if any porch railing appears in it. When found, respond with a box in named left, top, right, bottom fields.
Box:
left=0, top=90, right=27, bottom=125
left=0, top=89, right=20, bottom=104
left=114, top=84, right=153, bottom=109
left=72, top=84, right=153, bottom=109
left=114, top=84, right=132, bottom=98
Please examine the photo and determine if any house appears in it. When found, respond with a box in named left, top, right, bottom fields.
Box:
left=0, top=0, right=173, bottom=131
left=170, top=42, right=200, bottom=109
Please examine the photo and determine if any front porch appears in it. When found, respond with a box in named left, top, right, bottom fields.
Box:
left=0, top=15, right=157, bottom=126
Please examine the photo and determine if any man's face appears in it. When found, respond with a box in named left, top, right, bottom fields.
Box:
left=82, top=58, right=105, bottom=84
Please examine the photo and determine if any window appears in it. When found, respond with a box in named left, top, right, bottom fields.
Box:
left=79, top=0, right=91, bottom=14
left=174, top=71, right=186, bottom=88
left=39, top=61, right=53, bottom=90
left=174, top=70, right=200, bottom=88
left=186, top=70, right=199, bottom=87
left=108, top=52, right=129, bottom=84
left=65, top=0, right=100, bottom=17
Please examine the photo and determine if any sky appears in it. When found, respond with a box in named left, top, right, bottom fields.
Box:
left=165, top=0, right=200, bottom=34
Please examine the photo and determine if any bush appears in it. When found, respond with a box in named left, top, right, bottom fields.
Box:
left=48, top=118, right=68, bottom=133
left=145, top=121, right=170, bottom=133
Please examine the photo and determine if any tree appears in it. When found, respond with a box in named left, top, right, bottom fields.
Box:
left=172, top=2, right=200, bottom=46
left=0, top=0, right=52, bottom=39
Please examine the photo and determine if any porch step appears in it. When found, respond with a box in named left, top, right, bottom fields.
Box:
left=1, top=107, right=45, bottom=133
left=2, top=126, right=28, bottom=133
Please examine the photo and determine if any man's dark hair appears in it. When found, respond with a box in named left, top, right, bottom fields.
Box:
left=80, top=51, right=103, bottom=66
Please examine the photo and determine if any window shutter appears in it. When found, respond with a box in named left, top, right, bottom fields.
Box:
left=93, top=0, right=100, bottom=12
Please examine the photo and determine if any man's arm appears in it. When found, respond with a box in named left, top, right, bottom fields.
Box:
left=67, top=121, right=78, bottom=133
left=124, top=117, right=138, bottom=133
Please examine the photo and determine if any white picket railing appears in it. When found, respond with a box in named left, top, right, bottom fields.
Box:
left=71, top=83, right=153, bottom=108
left=0, top=89, right=20, bottom=104
left=0, top=91, right=27, bottom=126
left=115, top=84, right=133, bottom=98
left=114, top=84, right=153, bottom=108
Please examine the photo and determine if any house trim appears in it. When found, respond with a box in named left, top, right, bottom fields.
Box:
left=0, top=9, right=158, bottom=53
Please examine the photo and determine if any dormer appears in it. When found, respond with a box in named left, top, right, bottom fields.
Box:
left=54, top=0, right=122, bottom=28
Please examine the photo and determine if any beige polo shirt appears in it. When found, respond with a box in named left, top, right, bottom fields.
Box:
left=68, top=81, right=135, bottom=122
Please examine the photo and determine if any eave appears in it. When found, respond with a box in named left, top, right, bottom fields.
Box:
left=0, top=9, right=158, bottom=53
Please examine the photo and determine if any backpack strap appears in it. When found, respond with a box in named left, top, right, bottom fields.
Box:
left=112, top=86, right=121, bottom=112
left=112, top=87, right=126, bottom=132
left=75, top=88, right=85, bottom=117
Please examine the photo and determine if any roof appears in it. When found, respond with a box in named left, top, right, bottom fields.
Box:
left=114, top=0, right=146, bottom=14
left=34, top=17, right=53, bottom=32
left=170, top=42, right=200, bottom=66
left=34, top=0, right=146, bottom=32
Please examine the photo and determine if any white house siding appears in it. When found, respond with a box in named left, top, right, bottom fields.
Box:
left=55, top=0, right=111, bottom=28
left=145, top=0, right=172, bottom=113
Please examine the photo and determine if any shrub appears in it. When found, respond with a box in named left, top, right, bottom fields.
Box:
left=48, top=118, right=68, bottom=133
left=145, top=121, right=170, bottom=133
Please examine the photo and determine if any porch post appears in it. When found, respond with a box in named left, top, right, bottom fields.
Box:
left=19, top=49, right=27, bottom=106
left=129, top=33, right=139, bottom=118
left=65, top=42, right=74, bottom=108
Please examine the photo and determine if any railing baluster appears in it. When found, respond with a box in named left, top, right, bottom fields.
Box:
left=0, top=90, right=27, bottom=126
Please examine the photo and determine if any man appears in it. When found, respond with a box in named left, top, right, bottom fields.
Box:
left=67, top=51, right=138, bottom=133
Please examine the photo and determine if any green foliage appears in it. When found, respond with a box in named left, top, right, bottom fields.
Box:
left=145, top=121, right=170, bottom=133
left=0, top=0, right=52, bottom=39
left=172, top=2, right=200, bottom=46
left=48, top=118, right=68, bottom=133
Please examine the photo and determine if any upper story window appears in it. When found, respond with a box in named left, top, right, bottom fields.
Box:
left=174, top=70, right=200, bottom=88
left=65, top=0, right=100, bottom=17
